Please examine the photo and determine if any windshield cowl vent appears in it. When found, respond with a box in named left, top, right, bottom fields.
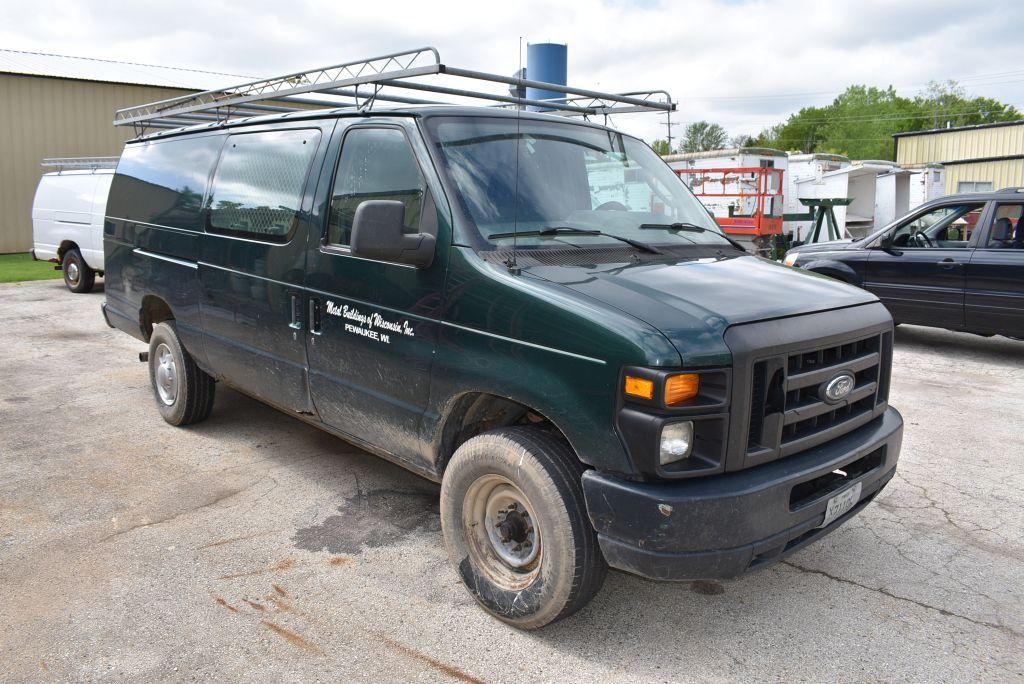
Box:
left=483, top=244, right=737, bottom=268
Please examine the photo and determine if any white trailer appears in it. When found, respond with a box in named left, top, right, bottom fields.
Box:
left=784, top=154, right=850, bottom=241
left=787, top=157, right=906, bottom=241
left=907, top=164, right=946, bottom=208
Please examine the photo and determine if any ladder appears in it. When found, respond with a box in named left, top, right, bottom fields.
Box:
left=41, top=157, right=120, bottom=172
left=113, top=47, right=675, bottom=136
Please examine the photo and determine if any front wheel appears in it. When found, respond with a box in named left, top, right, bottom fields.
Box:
left=440, top=427, right=606, bottom=629
left=62, top=248, right=95, bottom=293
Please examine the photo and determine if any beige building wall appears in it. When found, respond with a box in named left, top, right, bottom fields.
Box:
left=0, top=74, right=194, bottom=253
left=895, top=122, right=1024, bottom=195
left=944, top=159, right=1024, bottom=195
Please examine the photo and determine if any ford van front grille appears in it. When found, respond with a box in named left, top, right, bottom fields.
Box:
left=775, top=334, right=886, bottom=456
left=726, top=307, right=894, bottom=470
left=745, top=331, right=891, bottom=459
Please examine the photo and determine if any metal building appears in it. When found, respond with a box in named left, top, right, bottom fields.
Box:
left=894, top=120, right=1024, bottom=196
left=0, top=50, right=248, bottom=253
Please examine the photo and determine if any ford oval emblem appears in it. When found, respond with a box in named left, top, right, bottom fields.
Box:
left=823, top=372, right=856, bottom=403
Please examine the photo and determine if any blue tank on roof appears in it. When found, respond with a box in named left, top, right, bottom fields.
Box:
left=525, top=43, right=567, bottom=111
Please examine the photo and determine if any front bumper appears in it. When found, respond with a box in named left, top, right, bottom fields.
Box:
left=582, top=407, right=903, bottom=581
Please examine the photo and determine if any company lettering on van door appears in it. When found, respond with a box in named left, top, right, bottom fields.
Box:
left=325, top=300, right=414, bottom=344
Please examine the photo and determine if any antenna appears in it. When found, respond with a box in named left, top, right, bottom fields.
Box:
left=507, top=38, right=523, bottom=274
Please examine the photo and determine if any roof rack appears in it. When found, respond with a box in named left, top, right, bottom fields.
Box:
left=41, top=156, right=119, bottom=171
left=113, top=47, right=675, bottom=135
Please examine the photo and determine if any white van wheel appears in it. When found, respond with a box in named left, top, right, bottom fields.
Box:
left=62, top=248, right=95, bottom=293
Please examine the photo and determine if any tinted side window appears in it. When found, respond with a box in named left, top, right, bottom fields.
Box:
left=208, top=129, right=321, bottom=242
left=891, top=203, right=983, bottom=248
left=987, top=204, right=1024, bottom=248
left=328, top=128, right=425, bottom=246
left=107, top=135, right=223, bottom=230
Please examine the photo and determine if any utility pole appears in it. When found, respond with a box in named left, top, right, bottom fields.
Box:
left=664, top=110, right=679, bottom=152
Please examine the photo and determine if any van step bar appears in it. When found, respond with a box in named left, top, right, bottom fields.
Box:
left=113, top=46, right=674, bottom=135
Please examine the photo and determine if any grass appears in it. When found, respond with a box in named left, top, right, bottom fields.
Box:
left=0, top=253, right=64, bottom=284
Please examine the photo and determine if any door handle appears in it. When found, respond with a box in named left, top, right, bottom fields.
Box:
left=288, top=293, right=302, bottom=330
left=937, top=258, right=961, bottom=270
left=309, top=298, right=322, bottom=335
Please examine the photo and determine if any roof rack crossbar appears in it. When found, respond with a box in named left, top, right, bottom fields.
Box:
left=114, top=46, right=674, bottom=134
left=376, top=79, right=598, bottom=114
left=439, top=67, right=673, bottom=111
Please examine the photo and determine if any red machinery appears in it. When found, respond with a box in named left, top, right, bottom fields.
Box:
left=674, top=167, right=785, bottom=241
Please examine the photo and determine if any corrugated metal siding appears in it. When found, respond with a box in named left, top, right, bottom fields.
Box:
left=0, top=48, right=247, bottom=90
left=944, top=160, right=1024, bottom=194
left=896, top=123, right=1024, bottom=165
left=0, top=74, right=195, bottom=253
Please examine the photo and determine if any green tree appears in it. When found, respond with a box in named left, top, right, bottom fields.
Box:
left=817, top=85, right=920, bottom=159
left=650, top=138, right=672, bottom=155
left=916, top=80, right=1019, bottom=129
left=753, top=82, right=1020, bottom=159
left=681, top=121, right=728, bottom=152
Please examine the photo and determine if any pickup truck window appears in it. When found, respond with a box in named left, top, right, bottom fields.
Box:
left=208, top=129, right=321, bottom=242
left=426, top=116, right=728, bottom=250
left=328, top=127, right=425, bottom=246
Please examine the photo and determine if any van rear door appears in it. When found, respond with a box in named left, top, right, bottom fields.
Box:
left=303, top=121, right=448, bottom=463
left=199, top=125, right=330, bottom=414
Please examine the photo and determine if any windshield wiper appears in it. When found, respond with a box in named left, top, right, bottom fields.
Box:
left=487, top=226, right=663, bottom=254
left=639, top=222, right=747, bottom=251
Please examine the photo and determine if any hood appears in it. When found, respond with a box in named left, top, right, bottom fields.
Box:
left=523, top=253, right=877, bottom=364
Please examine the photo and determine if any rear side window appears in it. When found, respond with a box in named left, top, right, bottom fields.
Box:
left=107, top=135, right=223, bottom=230
left=208, top=129, right=321, bottom=242
left=327, top=127, right=425, bottom=246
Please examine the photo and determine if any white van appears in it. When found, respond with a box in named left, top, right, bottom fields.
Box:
left=32, top=158, right=117, bottom=292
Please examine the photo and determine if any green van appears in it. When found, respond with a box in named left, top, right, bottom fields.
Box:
left=102, top=103, right=902, bottom=629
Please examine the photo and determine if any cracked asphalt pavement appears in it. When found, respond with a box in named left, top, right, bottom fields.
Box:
left=1, top=279, right=1022, bottom=682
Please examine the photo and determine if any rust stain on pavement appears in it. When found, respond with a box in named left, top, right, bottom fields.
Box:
left=261, top=620, right=324, bottom=656
left=374, top=632, right=485, bottom=683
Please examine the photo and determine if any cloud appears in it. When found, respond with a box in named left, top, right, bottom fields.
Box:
left=1, top=0, right=1021, bottom=143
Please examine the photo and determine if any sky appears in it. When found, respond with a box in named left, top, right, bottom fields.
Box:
left=2, top=0, right=1023, bottom=145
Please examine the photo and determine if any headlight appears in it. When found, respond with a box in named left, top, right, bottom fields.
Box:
left=783, top=252, right=800, bottom=267
left=660, top=421, right=694, bottom=465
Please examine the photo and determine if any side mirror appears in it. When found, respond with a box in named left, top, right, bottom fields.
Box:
left=350, top=200, right=435, bottom=268
left=878, top=233, right=901, bottom=256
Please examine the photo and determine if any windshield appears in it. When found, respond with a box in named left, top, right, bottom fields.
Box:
left=425, top=116, right=728, bottom=250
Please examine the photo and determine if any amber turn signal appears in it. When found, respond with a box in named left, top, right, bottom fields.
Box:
left=664, top=374, right=700, bottom=405
left=624, top=375, right=655, bottom=400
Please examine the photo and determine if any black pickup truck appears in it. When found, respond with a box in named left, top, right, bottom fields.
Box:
left=784, top=188, right=1024, bottom=338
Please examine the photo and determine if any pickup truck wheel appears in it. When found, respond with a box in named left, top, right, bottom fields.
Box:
left=61, top=248, right=95, bottom=293
left=440, top=427, right=606, bottom=629
left=148, top=322, right=215, bottom=426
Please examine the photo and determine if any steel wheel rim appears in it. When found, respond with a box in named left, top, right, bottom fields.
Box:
left=154, top=343, right=178, bottom=406
left=464, top=474, right=542, bottom=588
left=66, top=261, right=79, bottom=284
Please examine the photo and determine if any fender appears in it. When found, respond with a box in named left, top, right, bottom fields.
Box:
left=801, top=258, right=862, bottom=287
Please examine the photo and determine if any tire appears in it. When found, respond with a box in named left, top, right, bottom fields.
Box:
left=148, top=321, right=216, bottom=426
left=440, top=426, right=606, bottom=629
left=62, top=248, right=95, bottom=293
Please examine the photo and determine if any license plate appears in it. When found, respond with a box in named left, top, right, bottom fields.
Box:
left=818, top=482, right=862, bottom=528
